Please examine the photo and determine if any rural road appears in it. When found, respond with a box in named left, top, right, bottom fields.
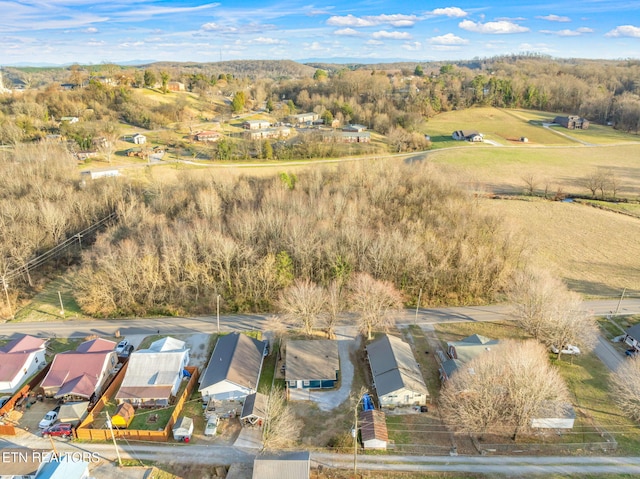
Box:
left=2, top=299, right=639, bottom=340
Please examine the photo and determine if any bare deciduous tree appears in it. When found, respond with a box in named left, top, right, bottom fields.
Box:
left=261, top=385, right=301, bottom=450
left=440, top=340, right=570, bottom=440
left=610, top=356, right=640, bottom=422
left=348, top=272, right=403, bottom=340
left=277, top=278, right=325, bottom=335
left=507, top=267, right=598, bottom=359
left=522, top=174, right=537, bottom=196
left=324, top=280, right=345, bottom=339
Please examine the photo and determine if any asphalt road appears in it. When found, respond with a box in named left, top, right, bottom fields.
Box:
left=1, top=299, right=639, bottom=341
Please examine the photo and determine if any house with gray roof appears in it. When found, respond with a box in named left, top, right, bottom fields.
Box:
left=285, top=340, right=339, bottom=390
left=252, top=451, right=310, bottom=479
left=198, top=332, right=266, bottom=402
left=366, top=334, right=428, bottom=408
left=439, top=334, right=499, bottom=382
left=115, top=336, right=189, bottom=406
left=240, top=391, right=267, bottom=427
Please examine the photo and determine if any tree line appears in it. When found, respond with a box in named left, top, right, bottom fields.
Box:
left=74, top=161, right=520, bottom=317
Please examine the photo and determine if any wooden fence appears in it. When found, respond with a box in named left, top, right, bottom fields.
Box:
left=76, top=366, right=199, bottom=442
left=0, top=364, right=52, bottom=436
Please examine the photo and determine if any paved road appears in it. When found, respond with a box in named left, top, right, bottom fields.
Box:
left=594, top=334, right=625, bottom=371
left=2, top=299, right=639, bottom=340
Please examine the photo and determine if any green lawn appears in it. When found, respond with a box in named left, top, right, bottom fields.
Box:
left=14, top=275, right=87, bottom=322
left=258, top=338, right=278, bottom=392
left=127, top=405, right=176, bottom=431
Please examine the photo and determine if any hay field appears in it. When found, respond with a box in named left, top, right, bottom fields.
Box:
left=481, top=198, right=640, bottom=297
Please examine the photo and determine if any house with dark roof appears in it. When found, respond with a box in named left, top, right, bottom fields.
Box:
left=252, top=451, right=310, bottom=479
left=366, top=334, right=429, bottom=408
left=452, top=130, right=483, bottom=142
left=285, top=340, right=339, bottom=390
left=360, top=409, right=388, bottom=450
left=40, top=338, right=117, bottom=400
left=0, top=335, right=47, bottom=394
left=554, top=115, right=589, bottom=130
left=198, top=332, right=266, bottom=402
left=240, top=391, right=267, bottom=427
left=116, top=337, right=190, bottom=407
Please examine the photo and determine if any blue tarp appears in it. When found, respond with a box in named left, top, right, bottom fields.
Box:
left=362, top=393, right=374, bottom=411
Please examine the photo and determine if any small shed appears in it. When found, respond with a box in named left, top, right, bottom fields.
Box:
left=531, top=402, right=576, bottom=430
left=172, top=416, right=194, bottom=442
left=359, top=409, right=388, bottom=450
left=112, top=402, right=135, bottom=429
left=240, top=392, right=267, bottom=427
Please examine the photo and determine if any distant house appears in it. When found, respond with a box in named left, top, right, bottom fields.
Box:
left=116, top=337, right=190, bottom=407
left=439, top=334, right=499, bottom=382
left=342, top=124, right=367, bottom=132
left=452, top=130, right=483, bottom=142
left=360, top=409, right=388, bottom=450
left=80, top=169, right=120, bottom=180
left=288, top=112, right=318, bottom=124
left=75, top=151, right=98, bottom=162
left=167, top=81, right=185, bottom=92
left=252, top=451, right=310, bottom=479
left=198, top=332, right=266, bottom=402
left=60, top=116, right=79, bottom=124
left=41, top=338, right=117, bottom=400
left=242, top=120, right=271, bottom=130
left=554, top=115, right=589, bottom=130
left=244, top=127, right=290, bottom=140
left=323, top=131, right=371, bottom=143
left=240, top=392, right=267, bottom=427
left=366, top=334, right=429, bottom=408
left=285, top=340, right=339, bottom=390
left=0, top=335, right=47, bottom=394
left=132, top=133, right=146, bottom=145
left=194, top=130, right=222, bottom=142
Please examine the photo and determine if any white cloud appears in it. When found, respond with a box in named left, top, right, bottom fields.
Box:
left=200, top=22, right=274, bottom=34
left=252, top=37, right=287, bottom=45
left=540, top=27, right=593, bottom=37
left=459, top=19, right=529, bottom=34
left=605, top=25, right=640, bottom=38
left=366, top=39, right=383, bottom=45
left=537, top=14, right=571, bottom=22
left=304, top=41, right=325, bottom=51
left=402, top=41, right=422, bottom=51
left=430, top=44, right=463, bottom=51
left=428, top=33, right=468, bottom=45
left=83, top=27, right=98, bottom=34
left=428, top=7, right=468, bottom=18
left=334, top=28, right=360, bottom=36
left=372, top=30, right=412, bottom=40
left=327, top=13, right=419, bottom=28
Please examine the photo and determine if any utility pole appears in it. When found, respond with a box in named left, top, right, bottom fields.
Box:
left=216, top=294, right=221, bottom=334
left=2, top=276, right=12, bottom=318
left=105, top=411, right=123, bottom=467
left=615, top=288, right=627, bottom=316
left=58, top=291, right=65, bottom=317
left=415, top=288, right=422, bottom=324
left=352, top=404, right=358, bottom=477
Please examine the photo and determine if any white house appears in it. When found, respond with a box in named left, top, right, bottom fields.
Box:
left=116, top=337, right=190, bottom=407
left=132, top=133, right=146, bottom=145
left=0, top=335, right=47, bottom=394
left=199, top=332, right=266, bottom=403
left=366, top=334, right=429, bottom=408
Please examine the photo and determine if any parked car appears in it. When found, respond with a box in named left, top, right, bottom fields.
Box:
left=38, top=410, right=58, bottom=429
left=550, top=344, right=581, bottom=355
left=626, top=349, right=639, bottom=357
left=115, top=339, right=130, bottom=355
left=0, top=396, right=10, bottom=408
left=263, top=342, right=269, bottom=357
left=120, top=344, right=134, bottom=358
left=42, top=423, right=73, bottom=438
left=204, top=415, right=219, bottom=436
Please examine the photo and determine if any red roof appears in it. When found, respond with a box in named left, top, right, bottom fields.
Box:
left=0, top=352, right=31, bottom=382
left=359, top=409, right=388, bottom=443
left=76, top=338, right=116, bottom=353
left=0, top=335, right=46, bottom=354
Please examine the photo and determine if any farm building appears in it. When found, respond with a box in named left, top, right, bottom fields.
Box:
left=342, top=124, right=367, bottom=132
left=288, top=112, right=318, bottom=124
left=194, top=130, right=222, bottom=142
left=244, top=127, right=290, bottom=140
left=167, top=81, right=185, bottom=92
left=242, top=120, right=271, bottom=130
left=132, top=133, right=147, bottom=144
left=359, top=409, right=388, bottom=450
left=0, top=335, right=47, bottom=394
left=366, top=334, right=429, bottom=408
left=285, top=340, right=339, bottom=390
left=554, top=115, right=589, bottom=130
left=111, top=402, right=135, bottom=428
left=199, top=332, right=266, bottom=402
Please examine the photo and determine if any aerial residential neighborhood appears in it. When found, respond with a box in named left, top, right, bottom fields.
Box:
left=1, top=1, right=640, bottom=478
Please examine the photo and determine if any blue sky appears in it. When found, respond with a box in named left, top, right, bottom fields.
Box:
left=1, top=1, right=639, bottom=65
